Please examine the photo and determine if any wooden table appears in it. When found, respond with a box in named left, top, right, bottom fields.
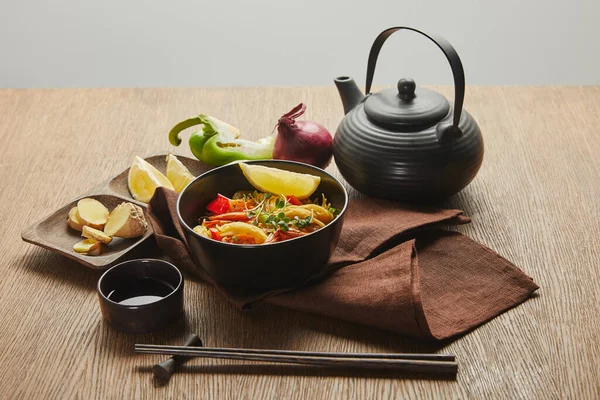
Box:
left=1, top=87, right=599, bottom=399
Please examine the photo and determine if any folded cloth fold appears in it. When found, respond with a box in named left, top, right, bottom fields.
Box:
left=147, top=188, right=538, bottom=340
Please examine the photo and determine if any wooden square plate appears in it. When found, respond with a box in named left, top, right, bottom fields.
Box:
left=21, top=153, right=211, bottom=269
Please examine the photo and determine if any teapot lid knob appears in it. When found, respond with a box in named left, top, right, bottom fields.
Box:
left=364, top=77, right=449, bottom=129
left=397, top=78, right=416, bottom=100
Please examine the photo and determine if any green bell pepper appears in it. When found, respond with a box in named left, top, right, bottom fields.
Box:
left=168, top=114, right=274, bottom=166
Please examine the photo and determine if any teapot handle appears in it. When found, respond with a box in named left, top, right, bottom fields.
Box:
left=365, top=27, right=465, bottom=141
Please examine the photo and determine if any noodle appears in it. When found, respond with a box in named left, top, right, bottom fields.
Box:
left=193, top=191, right=337, bottom=245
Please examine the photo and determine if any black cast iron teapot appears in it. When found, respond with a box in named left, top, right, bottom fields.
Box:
left=333, top=26, right=484, bottom=202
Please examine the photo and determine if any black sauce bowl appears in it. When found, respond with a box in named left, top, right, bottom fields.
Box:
left=97, top=259, right=184, bottom=333
left=177, top=160, right=348, bottom=291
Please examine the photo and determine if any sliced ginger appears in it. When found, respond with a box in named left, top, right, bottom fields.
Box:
left=67, top=207, right=84, bottom=231
left=73, top=238, right=102, bottom=255
left=65, top=154, right=195, bottom=256
left=82, top=226, right=113, bottom=244
left=77, top=198, right=109, bottom=229
left=69, top=198, right=147, bottom=256
left=104, top=202, right=148, bottom=238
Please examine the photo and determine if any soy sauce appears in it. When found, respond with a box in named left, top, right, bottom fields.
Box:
left=107, top=278, right=175, bottom=306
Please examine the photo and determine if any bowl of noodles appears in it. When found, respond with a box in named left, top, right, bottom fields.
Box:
left=177, top=160, right=348, bottom=291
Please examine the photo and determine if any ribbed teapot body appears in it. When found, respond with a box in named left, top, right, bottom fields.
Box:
left=333, top=104, right=484, bottom=202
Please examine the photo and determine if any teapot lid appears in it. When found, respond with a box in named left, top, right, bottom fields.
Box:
left=364, top=78, right=450, bottom=129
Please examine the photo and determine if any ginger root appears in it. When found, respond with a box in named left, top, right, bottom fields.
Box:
left=69, top=198, right=147, bottom=256
left=73, top=238, right=102, bottom=255
left=82, top=226, right=113, bottom=244
left=77, top=198, right=109, bottom=229
left=104, top=202, right=147, bottom=238
left=67, top=207, right=84, bottom=231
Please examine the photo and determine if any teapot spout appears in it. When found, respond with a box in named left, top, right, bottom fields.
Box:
left=334, top=76, right=365, bottom=115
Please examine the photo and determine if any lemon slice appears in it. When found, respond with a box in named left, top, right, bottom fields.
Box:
left=128, top=156, right=174, bottom=203
left=239, top=163, right=321, bottom=199
left=166, top=154, right=195, bottom=192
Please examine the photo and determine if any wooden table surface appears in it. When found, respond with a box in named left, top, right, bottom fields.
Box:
left=1, top=87, right=599, bottom=399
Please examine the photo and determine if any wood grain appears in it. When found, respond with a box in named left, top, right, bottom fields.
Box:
left=1, top=87, right=599, bottom=399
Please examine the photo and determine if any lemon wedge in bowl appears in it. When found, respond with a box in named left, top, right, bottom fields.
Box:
left=128, top=156, right=174, bottom=202
left=166, top=154, right=195, bottom=192
left=239, top=163, right=321, bottom=199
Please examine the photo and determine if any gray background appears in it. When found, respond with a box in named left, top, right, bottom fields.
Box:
left=1, top=0, right=598, bottom=88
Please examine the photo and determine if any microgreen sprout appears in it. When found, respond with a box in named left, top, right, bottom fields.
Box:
left=294, top=215, right=312, bottom=229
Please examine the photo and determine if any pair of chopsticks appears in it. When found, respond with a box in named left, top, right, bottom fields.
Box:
left=134, top=343, right=458, bottom=375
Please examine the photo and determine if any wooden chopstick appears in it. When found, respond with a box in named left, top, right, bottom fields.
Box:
left=136, top=344, right=455, bottom=361
left=134, top=344, right=458, bottom=375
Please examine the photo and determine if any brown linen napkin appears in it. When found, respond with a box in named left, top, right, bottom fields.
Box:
left=147, top=188, right=538, bottom=340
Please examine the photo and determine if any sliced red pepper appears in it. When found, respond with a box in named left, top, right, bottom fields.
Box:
left=208, top=212, right=251, bottom=221
left=209, top=228, right=222, bottom=241
left=202, top=220, right=227, bottom=227
left=286, top=195, right=302, bottom=206
left=206, top=194, right=231, bottom=214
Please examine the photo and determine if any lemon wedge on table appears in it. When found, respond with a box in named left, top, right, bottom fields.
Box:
left=128, top=156, right=174, bottom=203
left=166, top=154, right=195, bottom=192
left=239, top=163, right=321, bottom=199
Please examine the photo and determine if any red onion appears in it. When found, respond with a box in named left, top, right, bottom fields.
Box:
left=273, top=103, right=333, bottom=169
